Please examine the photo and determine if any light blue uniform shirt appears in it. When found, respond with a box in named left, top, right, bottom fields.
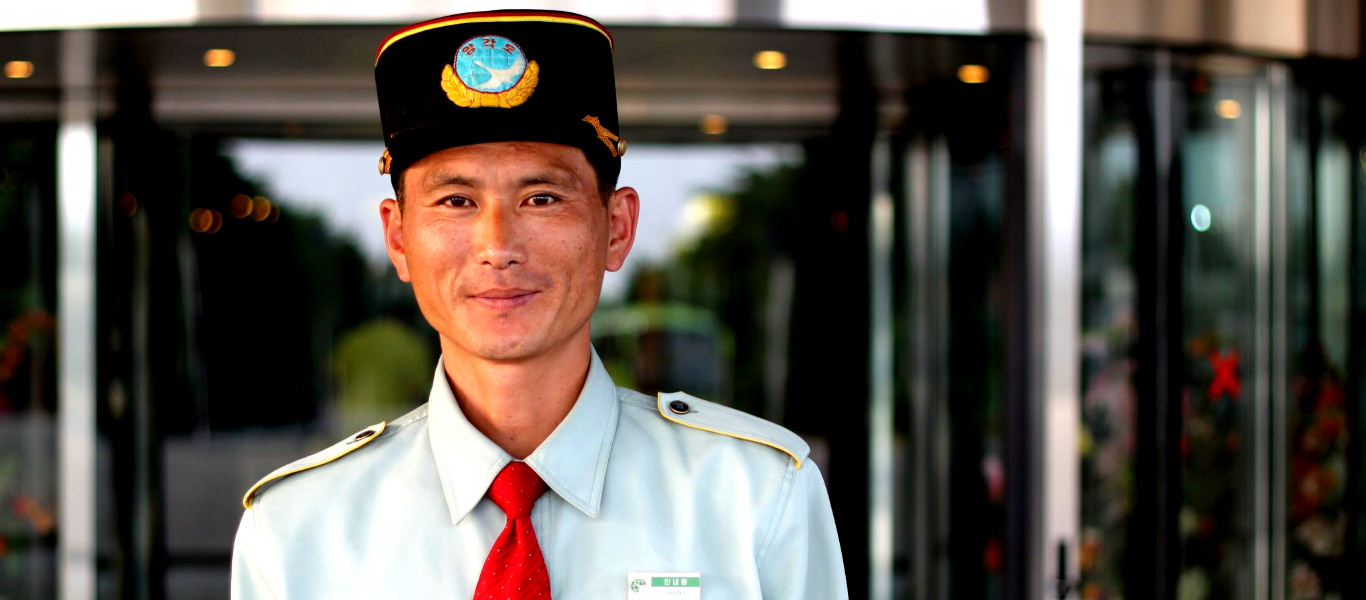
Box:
left=232, top=350, right=848, bottom=599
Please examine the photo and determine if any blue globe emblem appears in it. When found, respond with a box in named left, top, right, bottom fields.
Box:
left=453, top=35, right=528, bottom=93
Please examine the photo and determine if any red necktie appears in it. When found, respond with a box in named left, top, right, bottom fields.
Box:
left=474, top=461, right=551, bottom=600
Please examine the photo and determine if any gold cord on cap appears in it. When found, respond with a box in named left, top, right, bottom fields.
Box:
left=378, top=148, right=392, bottom=175
left=582, top=115, right=625, bottom=158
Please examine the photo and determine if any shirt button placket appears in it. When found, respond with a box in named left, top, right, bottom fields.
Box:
left=537, top=496, right=551, bottom=555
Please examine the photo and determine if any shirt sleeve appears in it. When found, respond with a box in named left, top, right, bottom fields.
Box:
left=231, top=508, right=281, bottom=600
left=757, top=460, right=849, bottom=599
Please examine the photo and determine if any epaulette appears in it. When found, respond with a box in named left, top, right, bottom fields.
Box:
left=241, top=421, right=387, bottom=509
left=655, top=391, right=810, bottom=469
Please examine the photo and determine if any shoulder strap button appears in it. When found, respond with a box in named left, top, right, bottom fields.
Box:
left=668, top=399, right=691, bottom=414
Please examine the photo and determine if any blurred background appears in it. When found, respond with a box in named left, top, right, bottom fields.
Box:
left=2, top=1, right=1365, bottom=599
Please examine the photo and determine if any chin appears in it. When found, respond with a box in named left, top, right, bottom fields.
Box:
left=465, top=336, right=543, bottom=362
left=474, top=346, right=537, bottom=362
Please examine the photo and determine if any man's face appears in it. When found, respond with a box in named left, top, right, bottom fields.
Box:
left=379, top=141, right=638, bottom=364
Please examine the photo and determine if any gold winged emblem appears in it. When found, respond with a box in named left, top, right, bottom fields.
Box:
left=441, top=61, right=539, bottom=108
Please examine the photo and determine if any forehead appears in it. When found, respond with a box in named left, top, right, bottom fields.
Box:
left=408, top=141, right=594, bottom=188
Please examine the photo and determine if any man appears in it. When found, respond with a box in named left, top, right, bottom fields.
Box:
left=231, top=10, right=847, bottom=599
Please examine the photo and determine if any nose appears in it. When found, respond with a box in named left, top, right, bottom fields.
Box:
left=471, top=205, right=527, bottom=269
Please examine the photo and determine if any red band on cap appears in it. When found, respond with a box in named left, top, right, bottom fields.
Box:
left=376, top=10, right=613, bottom=64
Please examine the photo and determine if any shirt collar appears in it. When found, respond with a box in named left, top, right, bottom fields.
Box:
left=427, top=348, right=620, bottom=524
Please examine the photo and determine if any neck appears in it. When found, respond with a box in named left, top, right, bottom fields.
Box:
left=441, top=340, right=591, bottom=459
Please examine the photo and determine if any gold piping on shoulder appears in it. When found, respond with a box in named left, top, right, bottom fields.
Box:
left=654, top=394, right=802, bottom=468
left=241, top=421, right=387, bottom=509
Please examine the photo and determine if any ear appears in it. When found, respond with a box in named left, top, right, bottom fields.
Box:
left=380, top=198, right=412, bottom=282
left=604, top=186, right=640, bottom=273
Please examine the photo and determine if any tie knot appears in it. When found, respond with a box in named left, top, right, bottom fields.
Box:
left=488, top=461, right=546, bottom=519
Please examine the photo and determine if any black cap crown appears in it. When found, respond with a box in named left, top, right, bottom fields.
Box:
left=375, top=10, right=625, bottom=178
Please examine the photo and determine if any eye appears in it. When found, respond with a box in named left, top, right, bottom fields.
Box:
left=526, top=194, right=561, bottom=207
left=439, top=195, right=474, bottom=208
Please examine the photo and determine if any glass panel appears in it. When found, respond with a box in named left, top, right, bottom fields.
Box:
left=1079, top=52, right=1142, bottom=600
left=1355, top=123, right=1366, bottom=600
left=174, top=138, right=433, bottom=598
left=0, top=123, right=60, bottom=599
left=1080, top=51, right=1366, bottom=600
left=942, top=144, right=1010, bottom=600
left=594, top=144, right=801, bottom=411
left=0, top=29, right=60, bottom=600
left=221, top=139, right=437, bottom=435
left=888, top=36, right=1022, bottom=600
left=96, top=132, right=435, bottom=598
left=1177, top=60, right=1261, bottom=600
left=1284, top=85, right=1356, bottom=600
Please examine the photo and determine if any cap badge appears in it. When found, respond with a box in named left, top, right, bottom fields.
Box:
left=441, top=35, right=539, bottom=108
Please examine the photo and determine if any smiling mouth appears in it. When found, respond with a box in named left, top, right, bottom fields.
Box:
left=469, top=289, right=539, bottom=309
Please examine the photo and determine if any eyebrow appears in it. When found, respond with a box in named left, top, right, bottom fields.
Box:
left=424, top=172, right=478, bottom=189
left=517, top=170, right=577, bottom=189
left=422, top=169, right=579, bottom=191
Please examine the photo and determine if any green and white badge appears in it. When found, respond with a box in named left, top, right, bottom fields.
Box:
left=627, top=572, right=701, bottom=599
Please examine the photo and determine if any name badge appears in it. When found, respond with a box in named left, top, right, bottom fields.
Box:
left=627, top=572, right=701, bottom=599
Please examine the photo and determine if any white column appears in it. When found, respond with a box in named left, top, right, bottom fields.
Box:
left=57, top=28, right=98, bottom=600
left=1028, top=0, right=1083, bottom=597
left=868, top=138, right=896, bottom=600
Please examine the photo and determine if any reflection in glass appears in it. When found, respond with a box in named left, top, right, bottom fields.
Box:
left=1177, top=66, right=1259, bottom=600
left=595, top=144, right=800, bottom=417
left=1081, top=51, right=1366, bottom=600
left=1080, top=60, right=1141, bottom=600
left=0, top=124, right=59, bottom=599
left=223, top=139, right=438, bottom=435
left=96, top=136, right=436, bottom=598
left=1284, top=89, right=1354, bottom=600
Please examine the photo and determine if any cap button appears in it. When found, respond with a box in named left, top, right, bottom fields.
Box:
left=615, top=138, right=628, bottom=157
left=668, top=399, right=690, bottom=415
left=378, top=148, right=392, bottom=175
